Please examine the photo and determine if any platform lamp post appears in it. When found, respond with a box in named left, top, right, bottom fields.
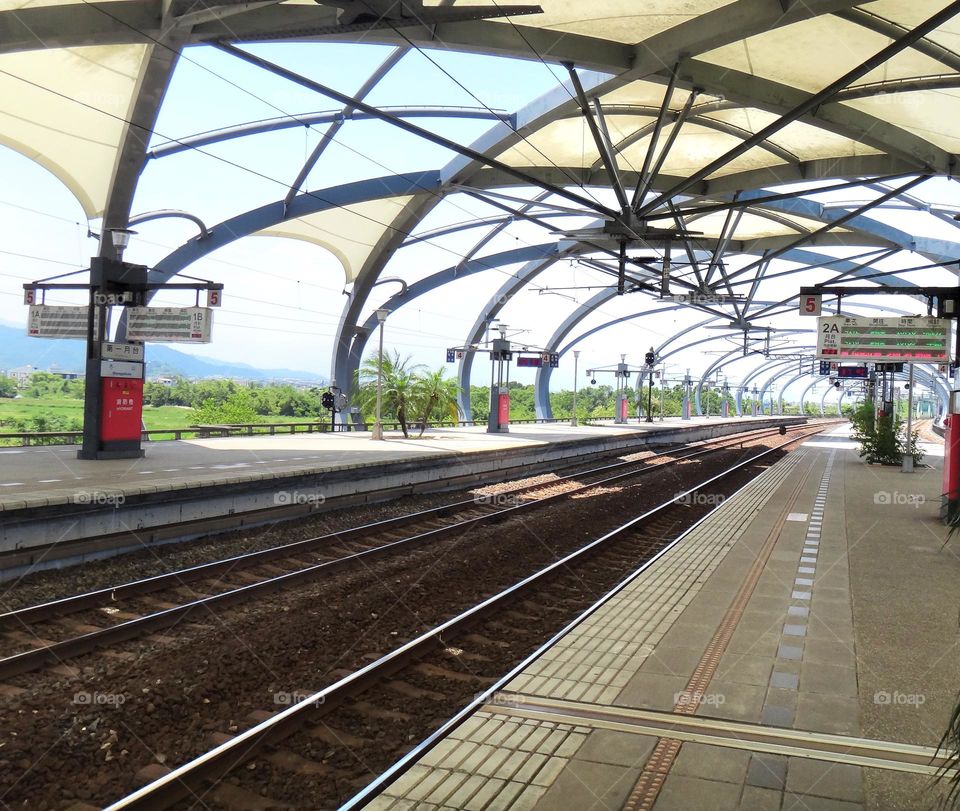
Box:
left=644, top=347, right=655, bottom=423
left=371, top=307, right=390, bottom=441
left=571, top=350, right=580, bottom=427
left=902, top=363, right=915, bottom=473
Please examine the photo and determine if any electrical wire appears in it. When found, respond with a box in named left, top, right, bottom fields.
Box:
left=65, top=0, right=577, bottom=296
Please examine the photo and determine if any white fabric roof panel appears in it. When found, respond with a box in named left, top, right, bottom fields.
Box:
left=701, top=109, right=883, bottom=161
left=700, top=16, right=951, bottom=95
left=495, top=117, right=600, bottom=168
left=618, top=123, right=786, bottom=179
left=461, top=0, right=737, bottom=44
left=866, top=1, right=960, bottom=56
left=599, top=80, right=711, bottom=111
left=0, top=43, right=149, bottom=218
left=842, top=90, right=960, bottom=154
left=257, top=195, right=416, bottom=283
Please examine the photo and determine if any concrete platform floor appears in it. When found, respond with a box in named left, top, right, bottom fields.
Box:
left=0, top=416, right=790, bottom=511
left=370, top=426, right=959, bottom=811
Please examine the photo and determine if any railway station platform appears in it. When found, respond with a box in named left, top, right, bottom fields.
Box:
left=369, top=424, right=957, bottom=811
left=0, top=416, right=803, bottom=571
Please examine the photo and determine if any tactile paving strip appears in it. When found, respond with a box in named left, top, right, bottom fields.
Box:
left=368, top=711, right=593, bottom=810
left=506, top=450, right=809, bottom=705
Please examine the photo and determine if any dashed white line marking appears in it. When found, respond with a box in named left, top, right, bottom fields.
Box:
left=0, top=483, right=24, bottom=487
left=37, top=479, right=61, bottom=483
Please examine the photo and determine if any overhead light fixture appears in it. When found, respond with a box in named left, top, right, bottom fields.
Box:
left=106, top=228, right=137, bottom=258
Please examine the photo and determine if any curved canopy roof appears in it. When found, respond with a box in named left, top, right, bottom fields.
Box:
left=5, top=0, right=960, bottom=408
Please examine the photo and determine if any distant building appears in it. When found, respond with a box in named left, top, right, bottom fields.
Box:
left=154, top=376, right=176, bottom=386
left=8, top=365, right=34, bottom=388
left=46, top=364, right=81, bottom=380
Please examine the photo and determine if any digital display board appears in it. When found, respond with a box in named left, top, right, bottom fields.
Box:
left=836, top=365, right=868, bottom=379
left=26, top=305, right=100, bottom=339
left=516, top=354, right=560, bottom=368
left=817, top=315, right=950, bottom=363
left=126, top=307, right=213, bottom=343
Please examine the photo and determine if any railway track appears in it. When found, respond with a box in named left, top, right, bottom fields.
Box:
left=101, top=426, right=825, bottom=810
left=0, top=423, right=821, bottom=682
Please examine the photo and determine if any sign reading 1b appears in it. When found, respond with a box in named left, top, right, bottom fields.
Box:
left=817, top=315, right=950, bottom=363
left=126, top=307, right=213, bottom=343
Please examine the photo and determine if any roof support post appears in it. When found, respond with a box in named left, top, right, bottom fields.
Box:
left=564, top=63, right=629, bottom=212
left=636, top=90, right=697, bottom=207
left=632, top=66, right=678, bottom=209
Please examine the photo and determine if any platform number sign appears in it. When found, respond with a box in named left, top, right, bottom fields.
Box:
left=206, top=289, right=222, bottom=307
left=23, top=287, right=36, bottom=305
left=799, top=293, right=822, bottom=316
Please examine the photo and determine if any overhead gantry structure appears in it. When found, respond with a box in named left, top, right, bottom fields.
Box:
left=5, top=0, right=960, bottom=409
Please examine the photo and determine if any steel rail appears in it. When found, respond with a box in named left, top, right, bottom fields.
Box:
left=0, top=420, right=806, bottom=573
left=0, top=423, right=812, bottom=631
left=0, top=425, right=820, bottom=680
left=103, top=427, right=826, bottom=810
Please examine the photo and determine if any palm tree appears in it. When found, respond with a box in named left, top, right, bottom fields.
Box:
left=413, top=368, right=461, bottom=437
left=355, top=350, right=423, bottom=438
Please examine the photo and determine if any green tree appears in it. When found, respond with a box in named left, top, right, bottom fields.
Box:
left=0, top=376, right=16, bottom=398
left=413, top=368, right=461, bottom=436
left=192, top=389, right=260, bottom=424
left=355, top=350, right=423, bottom=438
left=849, top=398, right=922, bottom=466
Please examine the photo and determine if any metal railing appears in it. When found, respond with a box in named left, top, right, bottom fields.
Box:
left=0, top=417, right=574, bottom=446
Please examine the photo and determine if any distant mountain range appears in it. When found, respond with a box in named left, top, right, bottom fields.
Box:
left=0, top=324, right=325, bottom=383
